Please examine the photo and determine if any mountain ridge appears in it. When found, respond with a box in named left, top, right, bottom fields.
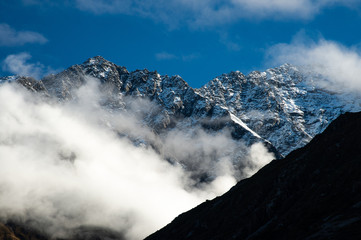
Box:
left=1, top=56, right=360, bottom=157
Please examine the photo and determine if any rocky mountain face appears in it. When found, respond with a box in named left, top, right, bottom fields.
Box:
left=2, top=56, right=360, bottom=158
left=145, top=111, right=361, bottom=240
left=1, top=56, right=360, bottom=185
left=197, top=65, right=361, bottom=155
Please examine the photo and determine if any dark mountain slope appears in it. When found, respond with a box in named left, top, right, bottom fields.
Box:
left=0, top=222, right=125, bottom=240
left=146, top=111, right=361, bottom=240
left=0, top=222, right=48, bottom=240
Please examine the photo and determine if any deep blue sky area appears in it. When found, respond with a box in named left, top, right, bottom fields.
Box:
left=1, top=0, right=361, bottom=87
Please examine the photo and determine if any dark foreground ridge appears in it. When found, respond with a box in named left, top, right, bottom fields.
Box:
left=146, top=111, right=361, bottom=240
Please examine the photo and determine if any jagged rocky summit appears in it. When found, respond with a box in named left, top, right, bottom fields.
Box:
left=2, top=56, right=360, bottom=158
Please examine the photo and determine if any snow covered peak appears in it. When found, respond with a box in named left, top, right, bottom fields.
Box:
left=83, top=55, right=107, bottom=65
left=11, top=57, right=361, bottom=156
left=81, top=56, right=128, bottom=81
left=200, top=64, right=361, bottom=155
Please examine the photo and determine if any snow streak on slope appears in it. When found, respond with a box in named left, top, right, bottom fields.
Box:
left=230, top=113, right=261, bottom=139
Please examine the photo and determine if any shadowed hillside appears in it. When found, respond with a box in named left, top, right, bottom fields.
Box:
left=146, top=112, right=361, bottom=240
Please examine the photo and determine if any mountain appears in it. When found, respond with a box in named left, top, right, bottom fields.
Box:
left=145, top=111, right=361, bottom=240
left=2, top=56, right=360, bottom=158
left=39, top=56, right=272, bottom=149
left=45, top=57, right=361, bottom=156
left=1, top=56, right=360, bottom=183
left=0, top=222, right=125, bottom=240
left=1, top=57, right=361, bottom=239
left=198, top=65, right=361, bottom=155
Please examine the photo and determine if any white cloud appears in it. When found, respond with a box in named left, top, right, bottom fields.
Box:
left=21, top=0, right=72, bottom=7
left=181, top=53, right=200, bottom=61
left=155, top=52, right=199, bottom=61
left=219, top=32, right=241, bottom=51
left=230, top=0, right=319, bottom=19
left=22, top=0, right=43, bottom=4
left=0, top=81, right=203, bottom=239
left=243, top=142, right=275, bottom=177
left=2, top=52, right=56, bottom=79
left=73, top=0, right=360, bottom=28
left=155, top=52, right=177, bottom=60
left=266, top=34, right=361, bottom=92
left=0, top=77, right=274, bottom=239
left=0, top=23, right=47, bottom=46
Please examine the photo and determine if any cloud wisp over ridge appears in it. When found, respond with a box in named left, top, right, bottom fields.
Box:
left=267, top=34, right=361, bottom=92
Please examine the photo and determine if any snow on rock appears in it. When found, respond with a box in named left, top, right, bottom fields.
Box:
left=5, top=57, right=361, bottom=157
left=197, top=63, right=361, bottom=155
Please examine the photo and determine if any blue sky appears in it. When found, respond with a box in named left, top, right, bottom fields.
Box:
left=1, top=0, right=361, bottom=87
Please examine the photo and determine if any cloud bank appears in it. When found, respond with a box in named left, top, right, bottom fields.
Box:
left=73, top=0, right=359, bottom=28
left=0, top=23, right=47, bottom=46
left=267, top=35, right=361, bottom=92
left=0, top=78, right=274, bottom=239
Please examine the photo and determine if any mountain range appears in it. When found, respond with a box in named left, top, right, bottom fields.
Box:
left=0, top=56, right=360, bottom=239
left=2, top=56, right=360, bottom=158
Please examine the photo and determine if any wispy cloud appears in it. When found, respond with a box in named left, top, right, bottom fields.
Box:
left=219, top=32, right=241, bottom=51
left=21, top=0, right=71, bottom=7
left=22, top=0, right=43, bottom=4
left=155, top=52, right=177, bottom=61
left=2, top=52, right=56, bottom=79
left=229, top=0, right=348, bottom=19
left=73, top=0, right=360, bottom=28
left=0, top=23, right=48, bottom=46
left=266, top=33, right=361, bottom=92
left=155, top=52, right=200, bottom=61
left=181, top=53, right=200, bottom=61
left=74, top=0, right=128, bottom=14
